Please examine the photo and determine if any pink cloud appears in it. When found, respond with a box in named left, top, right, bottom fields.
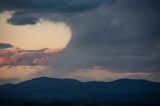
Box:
left=0, top=48, right=61, bottom=66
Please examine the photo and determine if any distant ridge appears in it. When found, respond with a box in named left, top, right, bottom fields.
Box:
left=0, top=77, right=160, bottom=104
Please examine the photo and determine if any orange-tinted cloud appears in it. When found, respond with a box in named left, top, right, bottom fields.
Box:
left=0, top=66, right=47, bottom=79
left=68, top=66, right=152, bottom=82
left=0, top=48, right=61, bottom=66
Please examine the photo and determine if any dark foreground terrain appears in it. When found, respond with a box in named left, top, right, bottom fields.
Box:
left=0, top=77, right=160, bottom=106
left=1, top=101, right=159, bottom=106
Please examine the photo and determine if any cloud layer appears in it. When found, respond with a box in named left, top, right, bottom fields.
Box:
left=52, top=0, right=160, bottom=73
left=0, top=47, right=61, bottom=66
left=0, top=0, right=114, bottom=25
left=0, top=43, right=13, bottom=49
left=0, top=0, right=160, bottom=82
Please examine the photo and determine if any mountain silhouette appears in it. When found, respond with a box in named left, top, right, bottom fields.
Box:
left=0, top=77, right=160, bottom=104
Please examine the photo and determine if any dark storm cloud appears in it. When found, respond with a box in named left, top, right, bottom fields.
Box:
left=7, top=15, right=40, bottom=25
left=0, top=0, right=160, bottom=75
left=52, top=0, right=160, bottom=73
left=0, top=43, right=13, bottom=49
left=0, top=0, right=114, bottom=25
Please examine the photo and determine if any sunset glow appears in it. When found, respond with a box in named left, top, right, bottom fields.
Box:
left=0, top=12, right=72, bottom=50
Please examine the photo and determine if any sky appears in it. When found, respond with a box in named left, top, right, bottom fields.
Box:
left=0, top=0, right=160, bottom=84
left=0, top=11, right=71, bottom=50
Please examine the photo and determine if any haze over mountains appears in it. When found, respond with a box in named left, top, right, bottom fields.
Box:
left=0, top=77, right=160, bottom=105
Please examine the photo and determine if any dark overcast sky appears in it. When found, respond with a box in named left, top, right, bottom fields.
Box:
left=0, top=0, right=160, bottom=82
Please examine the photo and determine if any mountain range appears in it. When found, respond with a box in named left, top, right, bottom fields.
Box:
left=0, top=77, right=160, bottom=105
